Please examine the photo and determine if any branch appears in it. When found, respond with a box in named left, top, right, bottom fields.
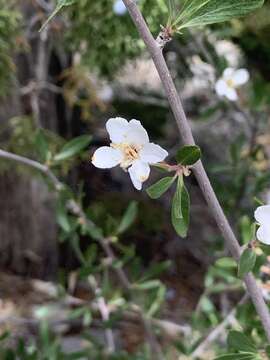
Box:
left=88, top=277, right=115, bottom=354
left=0, top=149, right=61, bottom=189
left=122, top=0, right=270, bottom=341
left=191, top=294, right=248, bottom=358
left=130, top=305, right=166, bottom=360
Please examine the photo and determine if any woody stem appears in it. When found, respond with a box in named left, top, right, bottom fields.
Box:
left=122, top=0, right=270, bottom=341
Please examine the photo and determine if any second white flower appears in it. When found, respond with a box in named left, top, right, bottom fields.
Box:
left=215, top=67, right=249, bottom=101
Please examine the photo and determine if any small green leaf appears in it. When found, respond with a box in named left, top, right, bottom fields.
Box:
left=148, top=285, right=166, bottom=317
left=68, top=307, right=87, bottom=320
left=176, top=145, right=201, bottom=165
left=215, top=257, right=237, bottom=269
left=133, top=280, right=161, bottom=290
left=240, top=216, right=253, bottom=244
left=174, top=0, right=265, bottom=30
left=254, top=197, right=265, bottom=206
left=238, top=249, right=257, bottom=278
left=35, top=129, right=49, bottom=162
left=200, top=296, right=215, bottom=313
left=54, top=135, right=91, bottom=162
left=171, top=182, right=190, bottom=237
left=172, top=176, right=184, bottom=219
left=40, top=0, right=76, bottom=32
left=83, top=222, right=103, bottom=241
left=227, top=331, right=257, bottom=353
left=56, top=204, right=71, bottom=233
left=146, top=176, right=176, bottom=199
left=214, top=354, right=256, bottom=360
left=117, top=201, right=138, bottom=234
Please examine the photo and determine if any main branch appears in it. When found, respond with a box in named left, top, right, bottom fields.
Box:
left=122, top=0, right=270, bottom=340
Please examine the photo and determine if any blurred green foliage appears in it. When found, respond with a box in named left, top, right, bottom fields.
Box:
left=64, top=0, right=168, bottom=76
left=0, top=0, right=20, bottom=97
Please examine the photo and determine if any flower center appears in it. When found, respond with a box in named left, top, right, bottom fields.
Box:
left=111, top=142, right=141, bottom=169
left=226, top=78, right=235, bottom=88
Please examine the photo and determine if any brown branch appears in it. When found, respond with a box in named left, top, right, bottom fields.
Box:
left=122, top=0, right=270, bottom=341
left=0, top=149, right=62, bottom=189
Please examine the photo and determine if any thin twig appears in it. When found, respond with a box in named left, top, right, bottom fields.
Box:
left=141, top=316, right=165, bottom=360
left=131, top=305, right=166, bottom=360
left=122, top=0, right=270, bottom=341
left=0, top=149, right=61, bottom=189
left=88, top=276, right=115, bottom=354
left=191, top=294, right=248, bottom=359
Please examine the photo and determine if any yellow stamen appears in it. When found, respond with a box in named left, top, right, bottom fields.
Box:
left=226, top=78, right=235, bottom=88
left=111, top=142, right=141, bottom=169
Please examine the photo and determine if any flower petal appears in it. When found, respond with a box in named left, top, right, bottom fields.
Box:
left=215, top=79, right=228, bottom=96
left=223, top=67, right=234, bottom=79
left=128, top=160, right=150, bottom=190
left=225, top=87, right=238, bottom=101
left=113, top=0, right=127, bottom=15
left=140, top=143, right=168, bottom=164
left=92, top=146, right=122, bottom=169
left=257, top=225, right=270, bottom=245
left=126, top=119, right=149, bottom=146
left=232, top=69, right=249, bottom=86
left=255, top=205, right=270, bottom=225
left=106, top=117, right=129, bottom=144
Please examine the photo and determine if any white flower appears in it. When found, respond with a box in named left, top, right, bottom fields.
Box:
left=215, top=68, right=249, bottom=101
left=254, top=205, right=270, bottom=245
left=92, top=117, right=168, bottom=190
left=113, top=0, right=127, bottom=15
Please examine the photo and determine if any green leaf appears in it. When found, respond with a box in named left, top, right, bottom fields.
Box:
left=117, top=201, right=138, bottom=234
left=54, top=135, right=91, bottom=162
left=200, top=296, right=215, bottom=313
left=83, top=222, right=103, bottom=241
left=167, top=0, right=177, bottom=25
left=176, top=145, right=201, bottom=166
left=56, top=203, right=71, bottom=233
left=148, top=285, right=166, bottom=317
left=214, top=354, right=257, bottom=360
left=40, top=0, right=76, bottom=32
left=227, top=331, right=257, bottom=353
left=134, top=280, right=161, bottom=290
left=174, top=0, right=264, bottom=30
left=172, top=176, right=184, bottom=219
left=215, top=257, right=237, bottom=269
left=171, top=182, right=190, bottom=237
left=240, top=216, right=253, bottom=244
left=238, top=249, right=257, bottom=278
left=146, top=176, right=176, bottom=199
left=35, top=129, right=50, bottom=162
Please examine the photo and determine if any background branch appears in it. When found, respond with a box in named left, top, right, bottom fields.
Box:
left=191, top=294, right=248, bottom=358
